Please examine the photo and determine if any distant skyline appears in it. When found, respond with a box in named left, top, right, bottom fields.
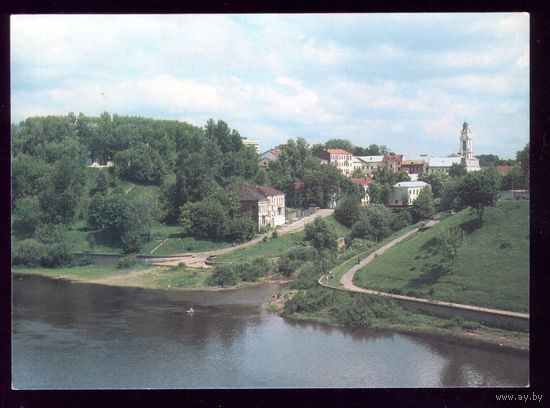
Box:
left=11, top=13, right=529, bottom=159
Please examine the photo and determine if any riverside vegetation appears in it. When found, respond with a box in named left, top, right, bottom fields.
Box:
left=12, top=113, right=529, bottom=347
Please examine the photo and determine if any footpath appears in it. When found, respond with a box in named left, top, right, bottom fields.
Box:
left=319, top=220, right=529, bottom=331
left=148, top=209, right=334, bottom=268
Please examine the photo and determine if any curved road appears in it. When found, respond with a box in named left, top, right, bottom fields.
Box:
left=325, top=220, right=528, bottom=320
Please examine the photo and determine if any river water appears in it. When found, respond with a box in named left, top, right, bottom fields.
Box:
left=12, top=274, right=528, bottom=389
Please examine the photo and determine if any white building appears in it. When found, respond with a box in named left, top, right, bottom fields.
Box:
left=355, top=156, right=385, bottom=177
left=241, top=137, right=260, bottom=154
left=427, top=157, right=462, bottom=174
left=392, top=181, right=430, bottom=206
left=314, top=148, right=354, bottom=177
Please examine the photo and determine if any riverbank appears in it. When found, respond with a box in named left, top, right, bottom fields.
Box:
left=264, top=290, right=529, bottom=354
left=12, top=266, right=291, bottom=292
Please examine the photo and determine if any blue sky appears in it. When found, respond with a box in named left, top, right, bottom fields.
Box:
left=11, top=13, right=529, bottom=158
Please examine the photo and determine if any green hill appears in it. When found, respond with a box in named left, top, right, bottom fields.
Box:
left=353, top=200, right=529, bottom=312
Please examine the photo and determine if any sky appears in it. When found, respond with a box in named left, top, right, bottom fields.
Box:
left=11, top=13, right=529, bottom=159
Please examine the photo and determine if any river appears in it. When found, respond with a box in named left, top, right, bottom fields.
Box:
left=12, top=274, right=528, bottom=389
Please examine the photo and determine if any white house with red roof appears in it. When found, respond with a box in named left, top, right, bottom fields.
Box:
left=232, top=185, right=285, bottom=230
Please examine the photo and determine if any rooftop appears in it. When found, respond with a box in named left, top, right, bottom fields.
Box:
left=356, top=155, right=384, bottom=163
left=351, top=177, right=375, bottom=185
left=428, top=157, right=462, bottom=167
left=325, top=148, right=353, bottom=155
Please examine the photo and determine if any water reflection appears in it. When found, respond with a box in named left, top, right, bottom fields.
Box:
left=12, top=274, right=528, bottom=389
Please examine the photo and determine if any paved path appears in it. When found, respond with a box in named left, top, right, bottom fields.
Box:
left=149, top=209, right=334, bottom=268
left=326, top=219, right=529, bottom=320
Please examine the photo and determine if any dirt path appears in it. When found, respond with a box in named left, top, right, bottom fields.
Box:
left=149, top=209, right=334, bottom=268
left=85, top=267, right=161, bottom=287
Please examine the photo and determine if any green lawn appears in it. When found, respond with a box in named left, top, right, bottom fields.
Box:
left=324, top=223, right=422, bottom=288
left=353, top=200, right=529, bottom=312
left=323, top=215, right=351, bottom=238
left=138, top=266, right=211, bottom=289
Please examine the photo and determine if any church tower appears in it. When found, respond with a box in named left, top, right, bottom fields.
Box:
left=458, top=121, right=473, bottom=159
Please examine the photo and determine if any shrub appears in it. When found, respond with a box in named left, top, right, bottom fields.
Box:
left=117, top=254, right=137, bottom=269
left=71, top=254, right=93, bottom=267
left=271, top=230, right=278, bottom=239
left=238, top=257, right=272, bottom=282
left=206, top=264, right=239, bottom=287
left=12, top=239, right=47, bottom=266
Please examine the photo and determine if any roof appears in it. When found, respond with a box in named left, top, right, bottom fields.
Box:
left=383, top=154, right=403, bottom=161
left=351, top=177, right=375, bottom=185
left=356, top=155, right=384, bottom=163
left=325, top=148, right=352, bottom=155
left=496, top=165, right=511, bottom=174
left=232, top=186, right=268, bottom=202
left=402, top=159, right=425, bottom=165
left=394, top=181, right=429, bottom=188
left=252, top=185, right=285, bottom=197
left=293, top=180, right=304, bottom=189
left=428, top=157, right=461, bottom=167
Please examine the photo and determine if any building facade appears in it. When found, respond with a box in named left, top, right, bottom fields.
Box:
left=257, top=148, right=281, bottom=168
left=428, top=157, right=462, bottom=174
left=381, top=154, right=403, bottom=173
left=232, top=185, right=285, bottom=230
left=314, top=148, right=354, bottom=177
left=401, top=159, right=427, bottom=175
left=355, top=156, right=384, bottom=177
left=391, top=181, right=430, bottom=206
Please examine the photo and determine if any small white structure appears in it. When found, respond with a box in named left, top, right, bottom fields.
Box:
left=242, top=137, right=260, bottom=154
left=392, top=181, right=429, bottom=206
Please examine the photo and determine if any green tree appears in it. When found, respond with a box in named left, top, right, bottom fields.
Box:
left=367, top=182, right=393, bottom=205
left=207, top=264, right=239, bottom=287
left=411, top=187, right=435, bottom=222
left=350, top=204, right=393, bottom=242
left=365, top=144, right=389, bottom=155
left=438, top=177, right=465, bottom=212
left=458, top=168, right=501, bottom=224
left=418, top=172, right=448, bottom=198
left=515, top=143, right=529, bottom=189
left=334, top=195, right=361, bottom=227
left=114, top=144, right=167, bottom=185
left=89, top=170, right=109, bottom=196
left=12, top=195, right=43, bottom=236
left=324, top=138, right=354, bottom=152
left=449, top=163, right=467, bottom=178
left=303, top=164, right=343, bottom=208
left=475, top=154, right=500, bottom=168
left=500, top=166, right=527, bottom=190
left=304, top=216, right=338, bottom=252
left=438, top=227, right=465, bottom=267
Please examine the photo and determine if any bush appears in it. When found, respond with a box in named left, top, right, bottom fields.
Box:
left=206, top=264, right=240, bottom=287
left=71, top=254, right=93, bottom=267
left=117, top=254, right=137, bottom=269
left=238, top=257, right=272, bottom=282
left=271, top=230, right=278, bottom=239
left=289, top=262, right=322, bottom=290
left=391, top=211, right=412, bottom=232
left=12, top=239, right=48, bottom=266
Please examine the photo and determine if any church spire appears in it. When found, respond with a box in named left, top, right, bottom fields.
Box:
left=459, top=121, right=473, bottom=159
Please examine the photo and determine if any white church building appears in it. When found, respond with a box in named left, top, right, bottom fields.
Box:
left=428, top=121, right=480, bottom=174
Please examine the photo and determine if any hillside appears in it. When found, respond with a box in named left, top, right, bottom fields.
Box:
left=353, top=200, right=529, bottom=312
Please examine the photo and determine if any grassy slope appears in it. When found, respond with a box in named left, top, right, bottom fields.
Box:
left=353, top=200, right=529, bottom=312
left=215, top=215, right=350, bottom=263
